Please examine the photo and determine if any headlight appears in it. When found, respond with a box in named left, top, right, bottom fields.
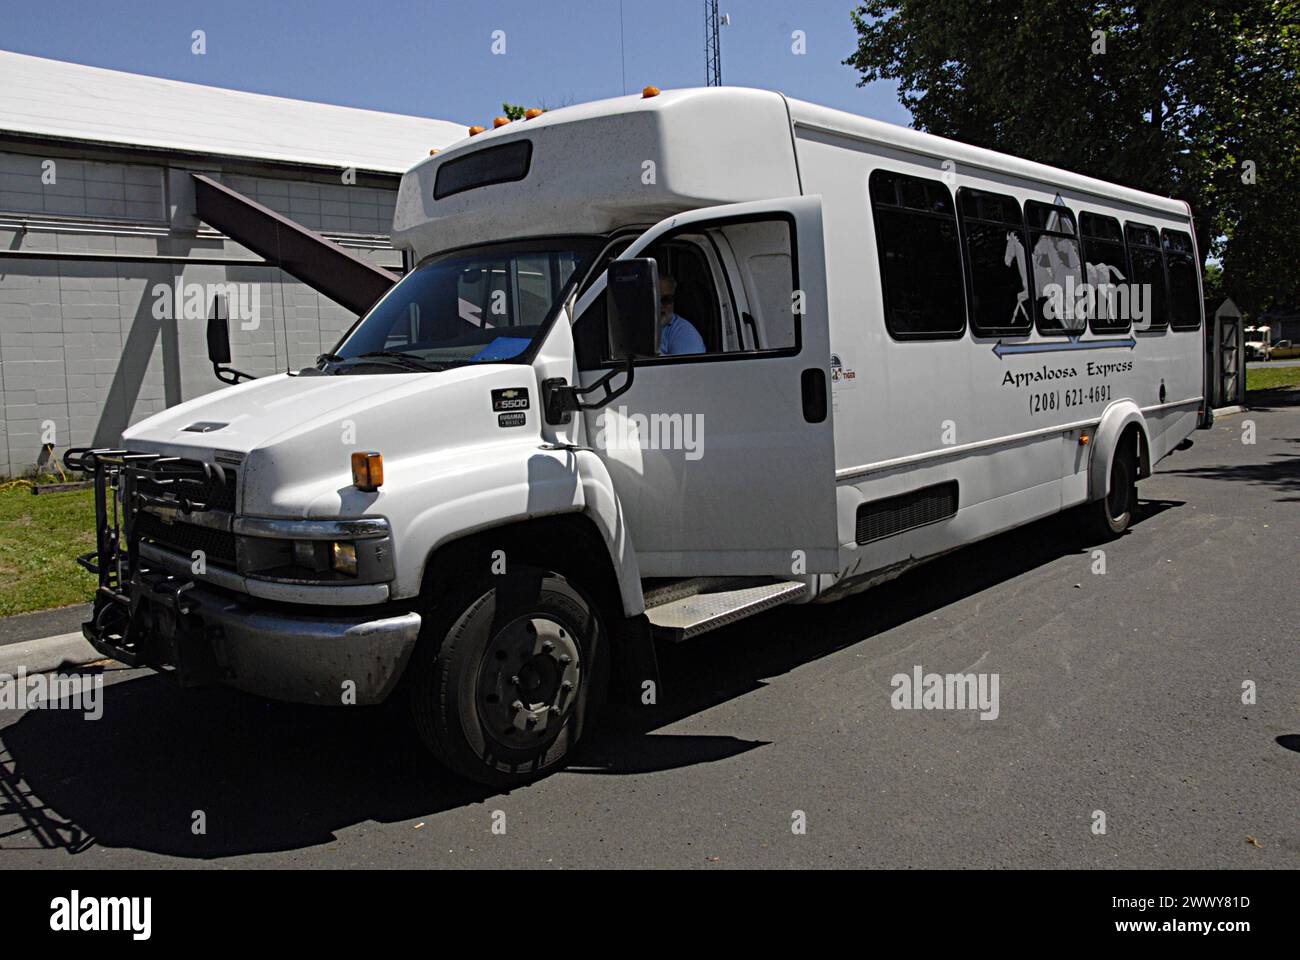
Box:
left=331, top=541, right=358, bottom=576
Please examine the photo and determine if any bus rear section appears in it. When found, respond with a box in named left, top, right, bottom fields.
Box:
left=786, top=97, right=1203, bottom=593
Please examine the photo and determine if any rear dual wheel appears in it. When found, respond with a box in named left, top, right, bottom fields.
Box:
left=408, top=567, right=607, bottom=787
left=1083, top=442, right=1138, bottom=540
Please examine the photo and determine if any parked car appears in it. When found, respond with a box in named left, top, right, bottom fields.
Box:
left=1244, top=325, right=1272, bottom=361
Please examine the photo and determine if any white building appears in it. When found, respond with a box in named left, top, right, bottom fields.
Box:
left=0, top=51, right=465, bottom=476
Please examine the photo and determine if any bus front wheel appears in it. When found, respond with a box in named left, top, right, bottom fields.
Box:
left=408, top=567, right=607, bottom=787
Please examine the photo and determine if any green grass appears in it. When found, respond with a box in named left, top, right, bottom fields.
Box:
left=1247, top=364, right=1300, bottom=392
left=0, top=483, right=97, bottom=617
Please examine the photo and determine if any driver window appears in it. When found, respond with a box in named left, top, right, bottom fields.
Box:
left=649, top=237, right=724, bottom=355
left=577, top=216, right=800, bottom=365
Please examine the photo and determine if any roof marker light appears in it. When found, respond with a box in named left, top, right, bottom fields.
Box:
left=524, top=108, right=544, bottom=119
left=642, top=85, right=660, bottom=98
left=468, top=125, right=486, bottom=136
left=493, top=116, right=510, bottom=128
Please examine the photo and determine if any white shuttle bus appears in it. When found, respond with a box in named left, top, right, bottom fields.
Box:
left=69, top=88, right=1207, bottom=784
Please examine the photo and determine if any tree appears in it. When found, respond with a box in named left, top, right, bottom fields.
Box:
left=844, top=0, right=1300, bottom=315
left=502, top=102, right=528, bottom=121
left=1202, top=261, right=1226, bottom=307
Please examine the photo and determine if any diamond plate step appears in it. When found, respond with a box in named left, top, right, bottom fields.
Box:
left=645, top=578, right=807, bottom=642
left=641, top=576, right=753, bottom=609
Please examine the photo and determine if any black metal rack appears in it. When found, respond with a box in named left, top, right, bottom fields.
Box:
left=63, top=447, right=233, bottom=670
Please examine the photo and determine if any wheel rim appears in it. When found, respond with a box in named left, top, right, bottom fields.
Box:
left=1108, top=458, right=1131, bottom=521
left=476, top=615, right=582, bottom=748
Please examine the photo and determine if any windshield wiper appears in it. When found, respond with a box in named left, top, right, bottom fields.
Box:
left=343, top=351, right=447, bottom=373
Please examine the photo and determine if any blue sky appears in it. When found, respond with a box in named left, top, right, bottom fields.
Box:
left=0, top=0, right=909, bottom=127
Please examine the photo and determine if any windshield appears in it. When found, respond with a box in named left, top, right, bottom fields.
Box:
left=328, top=238, right=599, bottom=372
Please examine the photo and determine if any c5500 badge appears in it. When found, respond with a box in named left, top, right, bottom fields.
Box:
left=491, top=387, right=530, bottom=412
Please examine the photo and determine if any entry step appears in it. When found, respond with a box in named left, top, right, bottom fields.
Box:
left=644, top=577, right=807, bottom=642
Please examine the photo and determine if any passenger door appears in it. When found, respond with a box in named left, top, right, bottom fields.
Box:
left=572, top=197, right=838, bottom=578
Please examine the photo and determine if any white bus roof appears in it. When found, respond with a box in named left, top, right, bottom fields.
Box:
left=784, top=96, right=1188, bottom=218
left=393, top=86, right=1188, bottom=257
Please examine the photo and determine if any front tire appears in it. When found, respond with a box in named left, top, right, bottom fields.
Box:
left=408, top=567, right=607, bottom=786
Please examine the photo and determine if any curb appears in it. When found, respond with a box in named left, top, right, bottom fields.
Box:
left=0, top=632, right=102, bottom=676
left=1212, top=405, right=1247, bottom=417
left=0, top=602, right=93, bottom=647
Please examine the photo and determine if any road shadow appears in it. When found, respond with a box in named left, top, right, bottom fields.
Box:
left=0, top=500, right=1176, bottom=860
left=0, top=679, right=495, bottom=859
left=1244, top=389, right=1300, bottom=410
left=623, top=500, right=1179, bottom=732
left=1164, top=452, right=1300, bottom=502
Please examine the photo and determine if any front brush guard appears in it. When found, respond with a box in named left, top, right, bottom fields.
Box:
left=63, top=446, right=229, bottom=681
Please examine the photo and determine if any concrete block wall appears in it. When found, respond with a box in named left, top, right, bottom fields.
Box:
left=0, top=148, right=402, bottom=477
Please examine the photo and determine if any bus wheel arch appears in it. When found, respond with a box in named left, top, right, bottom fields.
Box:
left=1088, top=403, right=1152, bottom=503
left=417, top=513, right=627, bottom=615
left=1082, top=404, right=1149, bottom=540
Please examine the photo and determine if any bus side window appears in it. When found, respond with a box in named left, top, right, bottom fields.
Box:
left=1079, top=212, right=1131, bottom=333
left=869, top=170, right=966, bottom=339
left=1124, top=223, right=1169, bottom=331
left=1025, top=200, right=1086, bottom=335
left=1161, top=229, right=1202, bottom=331
left=956, top=188, right=1032, bottom=336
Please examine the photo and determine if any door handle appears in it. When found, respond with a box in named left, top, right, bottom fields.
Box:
left=801, top=368, right=827, bottom=423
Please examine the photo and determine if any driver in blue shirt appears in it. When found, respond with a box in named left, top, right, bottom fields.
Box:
left=658, top=274, right=705, bottom=355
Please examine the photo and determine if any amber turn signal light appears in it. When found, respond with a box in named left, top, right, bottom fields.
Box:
left=351, top=451, right=383, bottom=491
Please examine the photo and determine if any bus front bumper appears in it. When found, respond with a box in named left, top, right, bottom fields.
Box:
left=84, top=575, right=422, bottom=705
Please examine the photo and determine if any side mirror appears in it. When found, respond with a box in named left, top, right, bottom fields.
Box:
left=607, top=258, right=660, bottom=360
left=540, top=259, right=655, bottom=425
left=207, top=296, right=256, bottom=384
left=206, top=304, right=232, bottom=365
